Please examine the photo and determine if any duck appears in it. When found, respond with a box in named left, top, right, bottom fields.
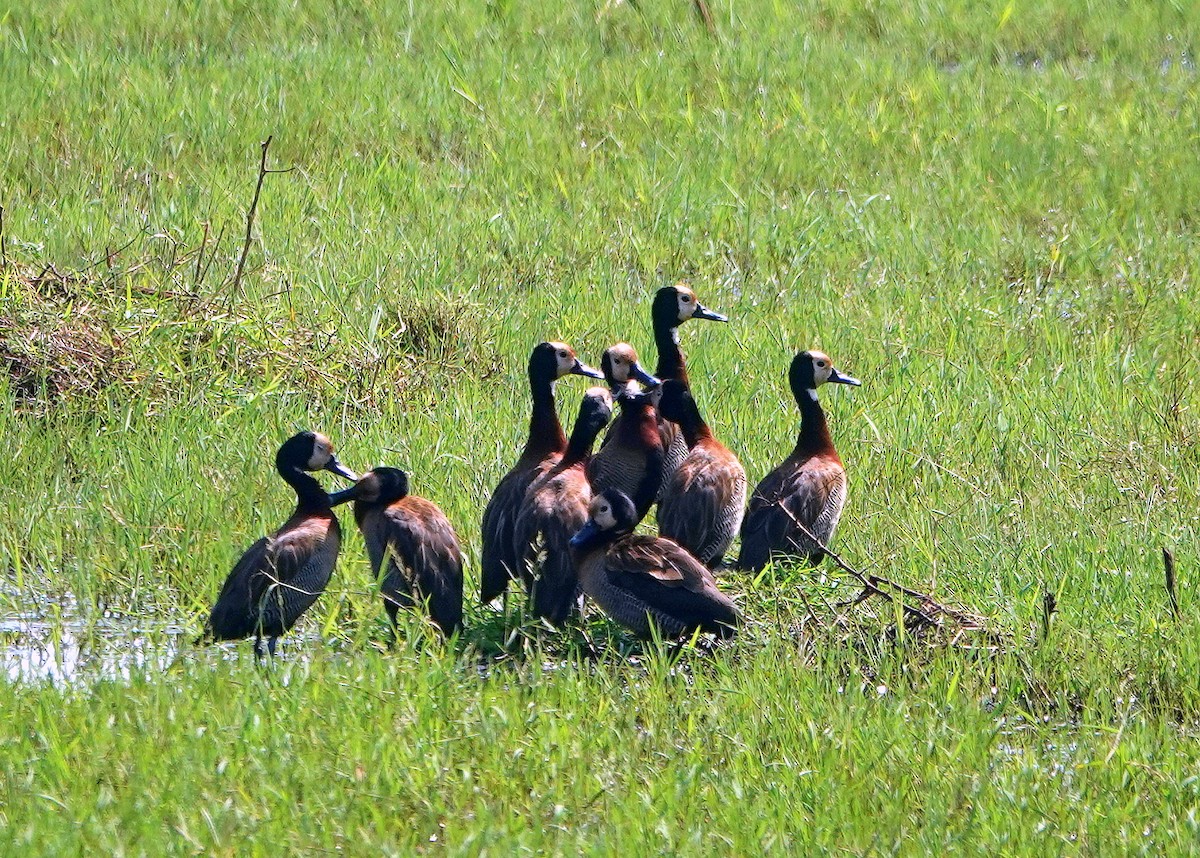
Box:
left=480, top=341, right=603, bottom=606
left=655, top=379, right=747, bottom=568
left=569, top=489, right=741, bottom=640
left=599, top=342, right=658, bottom=398
left=585, top=383, right=664, bottom=520
left=512, top=387, right=613, bottom=624
left=329, top=467, right=464, bottom=638
left=649, top=284, right=728, bottom=495
left=737, top=350, right=861, bottom=571
left=198, top=431, right=359, bottom=658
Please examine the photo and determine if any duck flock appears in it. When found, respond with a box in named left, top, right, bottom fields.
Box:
left=198, top=284, right=861, bottom=657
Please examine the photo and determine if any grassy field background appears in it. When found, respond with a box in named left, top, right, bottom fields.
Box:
left=2, top=0, right=1199, bottom=852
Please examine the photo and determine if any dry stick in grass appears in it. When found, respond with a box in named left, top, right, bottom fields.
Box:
left=1, top=204, right=7, bottom=271
left=772, top=502, right=947, bottom=628
left=1163, top=547, right=1179, bottom=618
left=194, top=221, right=209, bottom=288
left=692, top=0, right=716, bottom=36
left=231, top=135, right=295, bottom=298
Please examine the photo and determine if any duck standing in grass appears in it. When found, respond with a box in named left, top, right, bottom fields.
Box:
left=480, top=342, right=603, bottom=607
left=570, top=489, right=740, bottom=640
left=655, top=379, right=746, bottom=569
left=513, top=387, right=613, bottom=624
left=585, top=383, right=665, bottom=520
left=330, top=467, right=463, bottom=638
left=199, top=431, right=358, bottom=658
left=737, top=350, right=861, bottom=571
left=648, top=284, right=729, bottom=492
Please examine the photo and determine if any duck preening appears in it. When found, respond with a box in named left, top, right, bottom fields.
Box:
left=585, top=383, right=665, bottom=520
left=329, top=467, right=464, bottom=638
left=655, top=379, right=747, bottom=568
left=737, top=350, right=861, bottom=572
left=570, top=489, right=741, bottom=640
left=198, top=431, right=358, bottom=658
left=480, top=341, right=603, bottom=607
left=650, top=284, right=728, bottom=497
left=512, top=387, right=613, bottom=625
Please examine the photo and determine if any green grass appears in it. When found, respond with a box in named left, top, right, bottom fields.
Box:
left=1, top=0, right=1199, bottom=852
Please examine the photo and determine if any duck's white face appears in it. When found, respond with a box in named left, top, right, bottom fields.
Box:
left=675, top=286, right=699, bottom=321
left=550, top=341, right=577, bottom=378
left=810, top=351, right=835, bottom=386
left=306, top=433, right=336, bottom=470
left=590, top=496, right=619, bottom=531
left=605, top=344, right=637, bottom=382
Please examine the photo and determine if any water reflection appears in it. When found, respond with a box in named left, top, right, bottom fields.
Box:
left=0, top=590, right=187, bottom=684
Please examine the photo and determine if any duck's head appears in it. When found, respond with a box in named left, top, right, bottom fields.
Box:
left=532, top=341, right=604, bottom=382
left=616, top=381, right=662, bottom=411
left=600, top=342, right=659, bottom=392
left=577, top=386, right=615, bottom=433
left=652, top=283, right=728, bottom=329
left=790, top=350, right=861, bottom=401
left=328, top=466, right=410, bottom=508
left=277, top=431, right=358, bottom=481
left=569, top=488, right=639, bottom=550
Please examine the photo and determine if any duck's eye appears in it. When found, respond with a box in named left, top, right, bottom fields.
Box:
left=600, top=505, right=609, bottom=513
left=558, top=350, right=568, bottom=359
left=682, top=295, right=692, bottom=303
left=817, top=361, right=827, bottom=368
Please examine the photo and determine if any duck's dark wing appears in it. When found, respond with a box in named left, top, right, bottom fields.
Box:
left=513, top=470, right=589, bottom=625
left=604, top=535, right=739, bottom=637
left=658, top=447, right=747, bottom=566
left=203, top=536, right=275, bottom=642
left=375, top=499, right=464, bottom=636
left=481, top=466, right=536, bottom=605
left=204, top=520, right=338, bottom=641
left=739, top=459, right=845, bottom=569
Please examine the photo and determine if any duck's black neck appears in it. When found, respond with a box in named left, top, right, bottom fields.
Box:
left=654, top=322, right=689, bottom=386
left=281, top=466, right=332, bottom=511
left=523, top=371, right=566, bottom=460
left=674, top=398, right=713, bottom=448
left=793, top=388, right=835, bottom=458
left=563, top=417, right=605, bottom=466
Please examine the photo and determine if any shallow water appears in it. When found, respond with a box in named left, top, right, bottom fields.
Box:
left=0, top=586, right=189, bottom=684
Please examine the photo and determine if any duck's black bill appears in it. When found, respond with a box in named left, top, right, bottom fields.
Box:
left=572, top=359, right=605, bottom=380
left=325, top=457, right=359, bottom=481
left=692, top=303, right=729, bottom=323
left=327, top=485, right=359, bottom=507
left=632, top=364, right=660, bottom=387
left=569, top=521, right=601, bottom=549
left=828, top=368, right=861, bottom=387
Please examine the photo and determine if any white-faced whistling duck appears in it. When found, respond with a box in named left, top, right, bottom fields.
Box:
left=655, top=379, right=747, bottom=568
left=585, top=383, right=664, bottom=520
left=569, top=489, right=741, bottom=640
left=737, top=350, right=861, bottom=572
left=599, top=342, right=658, bottom=398
left=650, top=284, right=728, bottom=497
left=480, top=341, right=603, bottom=606
left=329, top=467, right=464, bottom=638
left=199, top=431, right=358, bottom=658
left=512, top=387, right=613, bottom=625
